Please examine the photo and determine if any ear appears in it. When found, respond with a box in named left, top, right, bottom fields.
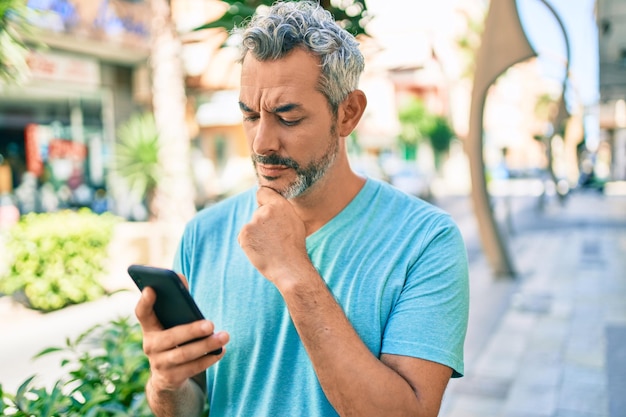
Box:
left=337, top=90, right=367, bottom=137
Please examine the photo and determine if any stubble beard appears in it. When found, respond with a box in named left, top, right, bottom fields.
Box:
left=252, top=126, right=339, bottom=200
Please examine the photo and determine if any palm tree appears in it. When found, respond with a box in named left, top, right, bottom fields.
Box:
left=195, top=0, right=370, bottom=36
left=148, top=0, right=196, bottom=225
left=0, top=0, right=33, bottom=85
left=115, top=112, right=162, bottom=218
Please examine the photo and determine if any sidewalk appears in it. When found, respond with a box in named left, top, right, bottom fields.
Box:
left=440, top=190, right=626, bottom=417
left=0, top=290, right=139, bottom=392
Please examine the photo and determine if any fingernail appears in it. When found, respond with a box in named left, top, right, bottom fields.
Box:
left=215, top=331, right=229, bottom=343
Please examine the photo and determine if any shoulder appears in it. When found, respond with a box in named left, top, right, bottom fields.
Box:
left=364, top=178, right=465, bottom=255
left=365, top=178, right=455, bottom=228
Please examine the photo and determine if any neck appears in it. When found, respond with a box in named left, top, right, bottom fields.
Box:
left=289, top=156, right=365, bottom=236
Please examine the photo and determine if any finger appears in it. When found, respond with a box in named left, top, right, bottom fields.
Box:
left=180, top=330, right=230, bottom=360
left=135, top=287, right=163, bottom=331
left=177, top=273, right=189, bottom=289
left=151, top=343, right=228, bottom=390
left=147, top=320, right=218, bottom=353
left=256, top=185, right=283, bottom=206
left=153, top=331, right=228, bottom=376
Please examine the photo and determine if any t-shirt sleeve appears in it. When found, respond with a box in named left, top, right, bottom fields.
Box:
left=381, top=215, right=469, bottom=377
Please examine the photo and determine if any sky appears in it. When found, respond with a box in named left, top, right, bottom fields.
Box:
left=517, top=0, right=599, bottom=108
left=517, top=0, right=600, bottom=148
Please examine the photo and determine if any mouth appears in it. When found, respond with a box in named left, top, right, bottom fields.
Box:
left=257, top=164, right=291, bottom=179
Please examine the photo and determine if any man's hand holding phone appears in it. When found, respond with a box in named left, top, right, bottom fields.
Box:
left=130, top=265, right=229, bottom=393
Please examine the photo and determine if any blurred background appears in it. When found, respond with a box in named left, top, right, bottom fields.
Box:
left=0, top=0, right=621, bottom=227
left=0, top=1, right=624, bottom=416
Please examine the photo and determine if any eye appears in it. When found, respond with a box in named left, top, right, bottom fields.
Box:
left=242, top=114, right=259, bottom=122
left=280, top=118, right=301, bottom=127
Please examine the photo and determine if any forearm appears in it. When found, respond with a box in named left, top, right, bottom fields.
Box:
left=277, top=267, right=423, bottom=416
left=146, top=376, right=205, bottom=417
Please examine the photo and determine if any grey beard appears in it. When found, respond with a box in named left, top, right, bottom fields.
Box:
left=251, top=138, right=338, bottom=199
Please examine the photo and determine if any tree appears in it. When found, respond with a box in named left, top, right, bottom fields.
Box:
left=195, top=0, right=370, bottom=36
left=148, top=0, right=196, bottom=225
left=397, top=97, right=433, bottom=160
left=0, top=0, right=34, bottom=85
left=397, top=97, right=454, bottom=169
left=428, top=115, right=455, bottom=171
left=114, top=112, right=162, bottom=218
left=455, top=7, right=485, bottom=81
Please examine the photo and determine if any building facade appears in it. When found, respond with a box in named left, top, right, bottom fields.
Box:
left=0, top=0, right=151, bottom=215
left=597, top=0, right=626, bottom=180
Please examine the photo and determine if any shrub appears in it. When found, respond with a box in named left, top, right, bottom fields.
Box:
left=0, top=317, right=153, bottom=417
left=0, top=209, right=120, bottom=311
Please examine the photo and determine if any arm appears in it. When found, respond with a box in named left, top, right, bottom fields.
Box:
left=145, top=376, right=205, bottom=417
left=238, top=187, right=455, bottom=416
left=135, top=286, right=229, bottom=417
left=280, top=262, right=452, bottom=416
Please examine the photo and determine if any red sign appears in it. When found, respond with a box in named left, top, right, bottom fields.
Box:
left=24, top=124, right=43, bottom=177
left=48, top=139, right=88, bottom=160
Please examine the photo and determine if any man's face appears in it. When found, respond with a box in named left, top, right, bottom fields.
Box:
left=239, top=48, right=340, bottom=199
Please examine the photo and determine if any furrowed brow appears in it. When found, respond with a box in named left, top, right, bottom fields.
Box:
left=271, top=103, right=302, bottom=114
left=239, top=101, right=254, bottom=112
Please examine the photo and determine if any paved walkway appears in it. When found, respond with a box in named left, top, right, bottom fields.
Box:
left=0, top=290, right=139, bottom=392
left=441, top=189, right=626, bottom=417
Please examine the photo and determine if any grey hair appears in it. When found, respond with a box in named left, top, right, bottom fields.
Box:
left=233, top=0, right=365, bottom=112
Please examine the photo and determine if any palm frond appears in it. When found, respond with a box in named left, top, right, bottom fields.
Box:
left=114, top=113, right=162, bottom=199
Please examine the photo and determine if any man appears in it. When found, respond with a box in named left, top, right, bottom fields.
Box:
left=135, top=1, right=469, bottom=416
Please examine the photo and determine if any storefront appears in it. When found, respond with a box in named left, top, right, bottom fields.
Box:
left=0, top=0, right=151, bottom=215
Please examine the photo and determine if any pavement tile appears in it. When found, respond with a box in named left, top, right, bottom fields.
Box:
left=441, top=395, right=506, bottom=417
left=504, top=383, right=558, bottom=417
left=441, top=193, right=626, bottom=417
left=564, top=334, right=606, bottom=369
left=606, top=324, right=626, bottom=417
left=473, top=312, right=536, bottom=379
left=558, top=373, right=609, bottom=416
left=514, top=363, right=562, bottom=389
left=554, top=411, right=607, bottom=417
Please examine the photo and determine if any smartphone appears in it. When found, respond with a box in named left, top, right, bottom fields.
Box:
left=127, top=264, right=222, bottom=354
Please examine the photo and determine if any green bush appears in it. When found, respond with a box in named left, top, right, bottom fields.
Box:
left=0, top=209, right=120, bottom=311
left=0, top=317, right=154, bottom=417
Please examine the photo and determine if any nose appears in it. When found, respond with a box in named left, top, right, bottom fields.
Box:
left=250, top=116, right=281, bottom=156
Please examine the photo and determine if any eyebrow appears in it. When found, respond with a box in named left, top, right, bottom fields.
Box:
left=272, top=103, right=301, bottom=113
left=239, top=101, right=253, bottom=112
left=238, top=101, right=302, bottom=114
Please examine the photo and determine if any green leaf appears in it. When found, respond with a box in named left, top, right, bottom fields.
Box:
left=192, top=0, right=370, bottom=37
left=0, top=210, right=119, bottom=311
left=15, top=375, right=37, bottom=398
left=114, top=112, right=162, bottom=202
left=33, top=346, right=64, bottom=358
left=193, top=3, right=258, bottom=31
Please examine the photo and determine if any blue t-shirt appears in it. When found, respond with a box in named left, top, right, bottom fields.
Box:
left=174, top=177, right=469, bottom=416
